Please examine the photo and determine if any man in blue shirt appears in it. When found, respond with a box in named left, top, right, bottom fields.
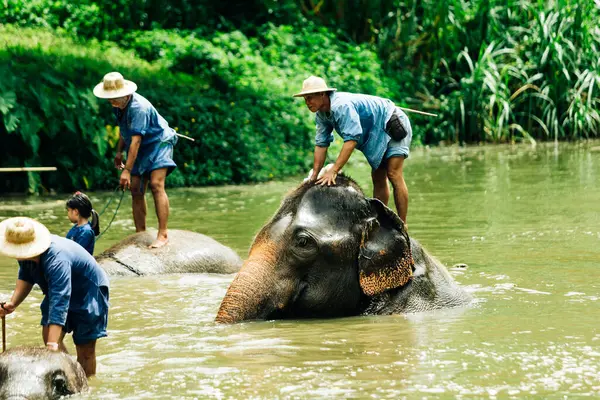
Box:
left=93, top=72, right=178, bottom=248
left=0, top=217, right=110, bottom=377
left=294, top=76, right=413, bottom=224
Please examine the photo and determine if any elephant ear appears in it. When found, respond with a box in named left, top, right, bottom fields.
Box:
left=358, top=199, right=414, bottom=296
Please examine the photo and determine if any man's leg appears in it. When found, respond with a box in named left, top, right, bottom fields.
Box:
left=42, top=326, right=68, bottom=353
left=149, top=168, right=169, bottom=248
left=131, top=175, right=148, bottom=233
left=386, top=156, right=409, bottom=224
left=75, top=340, right=97, bottom=377
left=371, top=165, right=390, bottom=205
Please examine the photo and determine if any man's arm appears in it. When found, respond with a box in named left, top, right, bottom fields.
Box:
left=120, top=135, right=142, bottom=189
left=11, top=279, right=34, bottom=307
left=311, top=146, right=328, bottom=181
left=0, top=279, right=34, bottom=317
left=332, top=140, right=357, bottom=173
left=116, top=136, right=125, bottom=154
left=45, top=261, right=71, bottom=339
left=124, top=135, right=142, bottom=171
left=316, top=140, right=357, bottom=186
left=114, top=137, right=125, bottom=169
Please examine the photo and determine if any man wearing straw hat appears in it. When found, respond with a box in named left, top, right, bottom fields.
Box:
left=93, top=72, right=178, bottom=248
left=294, top=76, right=413, bottom=224
left=0, top=217, right=110, bottom=377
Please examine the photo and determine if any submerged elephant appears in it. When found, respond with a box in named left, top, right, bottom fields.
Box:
left=96, top=229, right=242, bottom=276
left=0, top=347, right=88, bottom=399
left=216, top=175, right=471, bottom=323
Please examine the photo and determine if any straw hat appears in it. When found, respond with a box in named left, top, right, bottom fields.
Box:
left=293, top=76, right=337, bottom=97
left=93, top=72, right=137, bottom=99
left=0, top=217, right=51, bottom=259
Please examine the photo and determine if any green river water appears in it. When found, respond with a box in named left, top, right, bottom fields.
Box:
left=1, top=142, right=599, bottom=399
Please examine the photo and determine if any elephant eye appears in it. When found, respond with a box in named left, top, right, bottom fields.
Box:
left=293, top=231, right=317, bottom=253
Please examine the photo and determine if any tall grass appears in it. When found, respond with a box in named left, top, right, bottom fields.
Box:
left=301, top=0, right=600, bottom=143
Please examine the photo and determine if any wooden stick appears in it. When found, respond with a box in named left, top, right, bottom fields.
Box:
left=0, top=167, right=58, bottom=172
left=398, top=107, right=438, bottom=117
left=2, top=317, right=5, bottom=353
left=175, top=133, right=195, bottom=142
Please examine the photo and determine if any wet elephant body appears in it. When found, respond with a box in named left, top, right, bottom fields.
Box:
left=96, top=229, right=242, bottom=276
left=0, top=347, right=88, bottom=399
left=216, top=175, right=471, bottom=323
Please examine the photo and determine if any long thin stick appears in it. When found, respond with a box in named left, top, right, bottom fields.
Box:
left=0, top=167, right=58, bottom=172
left=2, top=317, right=5, bottom=353
left=175, top=133, right=195, bottom=142
left=398, top=107, right=438, bottom=117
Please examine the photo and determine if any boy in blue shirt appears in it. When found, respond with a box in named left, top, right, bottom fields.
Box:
left=0, top=217, right=110, bottom=377
left=66, top=191, right=99, bottom=255
left=294, top=76, right=413, bottom=224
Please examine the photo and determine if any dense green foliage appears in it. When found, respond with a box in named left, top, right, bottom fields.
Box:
left=0, top=24, right=393, bottom=192
left=1, top=0, right=599, bottom=192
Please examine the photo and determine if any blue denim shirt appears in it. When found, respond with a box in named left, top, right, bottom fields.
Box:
left=17, top=235, right=110, bottom=327
left=66, top=223, right=95, bottom=255
left=315, top=92, right=397, bottom=169
left=114, top=93, right=177, bottom=152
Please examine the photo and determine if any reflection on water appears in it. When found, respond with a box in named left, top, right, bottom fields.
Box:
left=1, top=142, right=599, bottom=398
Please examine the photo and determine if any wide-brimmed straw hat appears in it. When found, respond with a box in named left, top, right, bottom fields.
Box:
left=93, top=72, right=137, bottom=99
left=293, top=76, right=337, bottom=97
left=0, top=217, right=51, bottom=259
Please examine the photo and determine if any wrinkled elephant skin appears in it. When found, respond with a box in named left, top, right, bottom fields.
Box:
left=96, top=229, right=242, bottom=276
left=216, top=175, right=471, bottom=323
left=0, top=347, right=88, bottom=399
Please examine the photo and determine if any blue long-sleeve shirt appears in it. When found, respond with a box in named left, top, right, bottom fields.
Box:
left=315, top=92, right=397, bottom=169
left=66, top=223, right=95, bottom=255
left=17, top=235, right=110, bottom=327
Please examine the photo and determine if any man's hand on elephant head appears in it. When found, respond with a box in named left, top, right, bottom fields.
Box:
left=316, top=168, right=338, bottom=186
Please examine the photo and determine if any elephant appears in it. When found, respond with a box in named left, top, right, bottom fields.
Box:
left=96, top=229, right=242, bottom=276
left=0, top=347, right=88, bottom=399
left=216, top=175, right=471, bottom=323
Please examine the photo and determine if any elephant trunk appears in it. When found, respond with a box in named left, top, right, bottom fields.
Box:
left=216, top=242, right=282, bottom=323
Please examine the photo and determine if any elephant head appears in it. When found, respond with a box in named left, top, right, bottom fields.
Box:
left=0, top=347, right=88, bottom=399
left=215, top=175, right=417, bottom=323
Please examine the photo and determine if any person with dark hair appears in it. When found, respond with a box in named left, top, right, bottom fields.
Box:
left=66, top=191, right=99, bottom=255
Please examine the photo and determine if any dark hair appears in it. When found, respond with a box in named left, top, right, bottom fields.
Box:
left=66, top=191, right=100, bottom=236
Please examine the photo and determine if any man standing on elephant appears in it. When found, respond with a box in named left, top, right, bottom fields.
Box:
left=294, top=76, right=413, bottom=224
left=93, top=72, right=178, bottom=248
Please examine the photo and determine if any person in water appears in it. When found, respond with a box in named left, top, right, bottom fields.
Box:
left=0, top=217, right=110, bottom=377
left=93, top=71, right=178, bottom=248
left=66, top=191, right=99, bottom=255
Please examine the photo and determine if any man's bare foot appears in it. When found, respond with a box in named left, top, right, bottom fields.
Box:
left=149, top=236, right=168, bottom=249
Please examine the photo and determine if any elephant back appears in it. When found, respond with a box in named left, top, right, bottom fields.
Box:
left=96, top=229, right=242, bottom=276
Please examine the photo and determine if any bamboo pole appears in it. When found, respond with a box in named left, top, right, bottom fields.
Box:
left=2, top=316, right=5, bottom=353
left=175, top=133, right=195, bottom=142
left=398, top=107, right=438, bottom=117
left=0, top=167, right=57, bottom=172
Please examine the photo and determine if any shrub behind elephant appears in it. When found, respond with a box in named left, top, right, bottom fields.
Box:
left=96, top=229, right=242, bottom=276
left=216, top=175, right=471, bottom=323
left=0, top=347, right=88, bottom=399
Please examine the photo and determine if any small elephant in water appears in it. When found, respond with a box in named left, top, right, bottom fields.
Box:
left=0, top=347, right=88, bottom=399
left=96, top=229, right=242, bottom=276
left=216, top=175, right=471, bottom=323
